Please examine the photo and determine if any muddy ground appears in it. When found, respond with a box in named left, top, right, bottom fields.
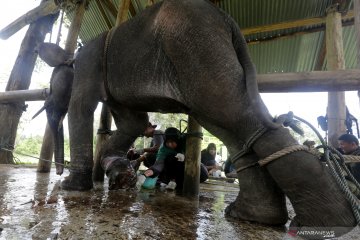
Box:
left=0, top=165, right=359, bottom=240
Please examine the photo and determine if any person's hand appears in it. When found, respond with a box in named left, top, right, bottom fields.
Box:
left=175, top=153, right=185, bottom=162
left=144, top=169, right=154, bottom=177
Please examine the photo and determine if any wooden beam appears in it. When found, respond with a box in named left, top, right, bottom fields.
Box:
left=183, top=116, right=202, bottom=197
left=326, top=5, right=347, bottom=148
left=242, top=10, right=353, bottom=37
left=1, top=70, right=360, bottom=103
left=101, top=0, right=118, bottom=19
left=0, top=0, right=60, bottom=40
left=257, top=69, right=360, bottom=93
left=95, top=0, right=113, bottom=29
left=354, top=0, right=360, bottom=105
left=0, top=89, right=49, bottom=102
left=116, top=0, right=131, bottom=25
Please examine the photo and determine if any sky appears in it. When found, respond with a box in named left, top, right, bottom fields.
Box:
left=1, top=0, right=360, bottom=141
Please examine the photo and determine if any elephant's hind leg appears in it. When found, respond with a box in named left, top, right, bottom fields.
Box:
left=225, top=153, right=288, bottom=225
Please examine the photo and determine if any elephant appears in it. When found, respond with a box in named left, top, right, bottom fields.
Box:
left=38, top=0, right=357, bottom=236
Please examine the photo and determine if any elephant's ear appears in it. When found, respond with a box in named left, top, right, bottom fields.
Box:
left=38, top=43, right=70, bottom=67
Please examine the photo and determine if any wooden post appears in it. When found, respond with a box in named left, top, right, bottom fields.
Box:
left=93, top=0, right=131, bottom=181
left=0, top=0, right=59, bottom=40
left=0, top=1, right=59, bottom=164
left=183, top=116, right=202, bottom=197
left=326, top=4, right=347, bottom=147
left=355, top=0, right=360, bottom=105
left=38, top=0, right=86, bottom=172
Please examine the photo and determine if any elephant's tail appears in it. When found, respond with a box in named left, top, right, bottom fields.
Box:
left=227, top=16, right=279, bottom=130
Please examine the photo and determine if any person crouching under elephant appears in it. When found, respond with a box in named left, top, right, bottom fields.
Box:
left=139, top=127, right=208, bottom=190
left=338, top=133, right=360, bottom=197
left=201, top=143, right=222, bottom=177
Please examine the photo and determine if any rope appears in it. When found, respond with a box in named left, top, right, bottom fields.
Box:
left=232, top=126, right=267, bottom=164
left=185, top=131, right=203, bottom=139
left=0, top=146, right=69, bottom=168
left=235, top=145, right=320, bottom=173
left=292, top=114, right=360, bottom=224
left=234, top=112, right=360, bottom=223
left=258, top=145, right=317, bottom=167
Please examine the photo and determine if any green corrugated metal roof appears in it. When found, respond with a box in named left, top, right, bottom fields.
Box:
left=65, top=0, right=357, bottom=75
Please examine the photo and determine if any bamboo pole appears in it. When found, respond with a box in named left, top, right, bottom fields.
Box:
left=93, top=0, right=132, bottom=182
left=326, top=5, right=347, bottom=148
left=38, top=0, right=86, bottom=172
left=183, top=116, right=202, bottom=197
left=0, top=0, right=60, bottom=40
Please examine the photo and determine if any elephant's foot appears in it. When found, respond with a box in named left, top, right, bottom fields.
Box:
left=225, top=154, right=288, bottom=225
left=61, top=172, right=93, bottom=191
left=102, top=156, right=137, bottom=190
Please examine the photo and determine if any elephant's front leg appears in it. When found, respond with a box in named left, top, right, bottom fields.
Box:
left=61, top=84, right=101, bottom=191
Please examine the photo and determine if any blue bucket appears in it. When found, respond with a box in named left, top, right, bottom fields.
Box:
left=142, top=177, right=158, bottom=189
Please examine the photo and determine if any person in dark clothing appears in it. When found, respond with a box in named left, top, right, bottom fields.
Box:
left=224, top=157, right=237, bottom=178
left=338, top=133, right=360, bottom=197
left=201, top=143, right=221, bottom=176
left=127, top=122, right=165, bottom=168
left=141, top=127, right=208, bottom=190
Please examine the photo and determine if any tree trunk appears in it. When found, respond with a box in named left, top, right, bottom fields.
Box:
left=0, top=2, right=58, bottom=164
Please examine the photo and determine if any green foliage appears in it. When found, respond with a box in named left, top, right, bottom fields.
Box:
left=15, top=135, right=43, bottom=156
left=14, top=135, right=71, bottom=163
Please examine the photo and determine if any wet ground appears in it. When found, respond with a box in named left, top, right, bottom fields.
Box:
left=0, top=165, right=359, bottom=240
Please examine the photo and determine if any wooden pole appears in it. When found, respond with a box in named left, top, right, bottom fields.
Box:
left=0, top=89, right=49, bottom=102
left=326, top=4, right=347, bottom=147
left=38, top=0, right=86, bottom=172
left=0, top=1, right=59, bottom=164
left=183, top=116, right=202, bottom=197
left=1, top=69, right=360, bottom=103
left=354, top=0, right=360, bottom=106
left=0, top=0, right=59, bottom=40
left=93, top=0, right=131, bottom=181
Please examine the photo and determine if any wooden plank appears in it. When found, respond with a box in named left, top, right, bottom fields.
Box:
left=257, top=69, right=360, bottom=93
left=242, top=10, right=353, bottom=36
left=0, top=0, right=60, bottom=40
left=1, top=70, right=360, bottom=103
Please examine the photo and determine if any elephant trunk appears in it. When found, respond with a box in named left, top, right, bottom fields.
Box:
left=46, top=104, right=66, bottom=175
left=54, top=123, right=65, bottom=175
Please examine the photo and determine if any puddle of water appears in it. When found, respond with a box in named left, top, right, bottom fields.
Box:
left=0, top=165, right=359, bottom=239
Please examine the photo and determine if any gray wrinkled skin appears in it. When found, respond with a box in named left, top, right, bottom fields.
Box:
left=38, top=0, right=356, bottom=235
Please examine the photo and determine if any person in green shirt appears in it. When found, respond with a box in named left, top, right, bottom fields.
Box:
left=142, top=127, right=208, bottom=190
